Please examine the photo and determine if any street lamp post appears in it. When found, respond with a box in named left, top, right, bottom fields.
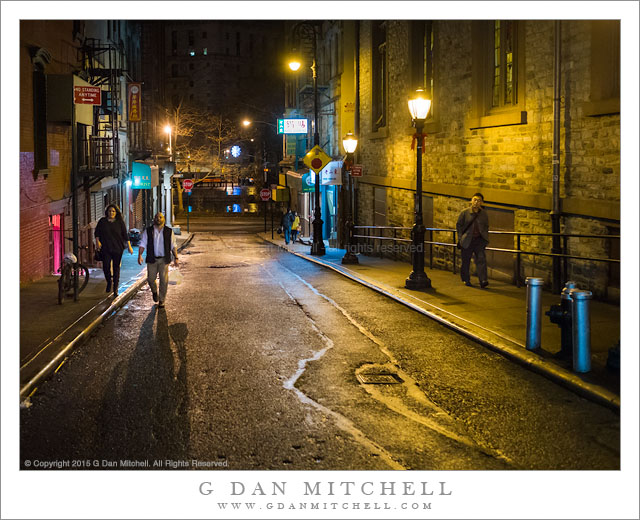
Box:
left=164, top=124, right=172, bottom=161
left=341, top=132, right=359, bottom=264
left=289, top=21, right=324, bottom=256
left=405, top=89, right=432, bottom=290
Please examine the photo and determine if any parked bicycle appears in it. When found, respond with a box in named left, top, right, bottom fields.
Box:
left=58, top=252, right=90, bottom=304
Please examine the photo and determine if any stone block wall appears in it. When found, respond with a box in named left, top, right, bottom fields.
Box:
left=354, top=20, right=620, bottom=300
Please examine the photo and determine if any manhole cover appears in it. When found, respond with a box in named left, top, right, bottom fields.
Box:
left=357, top=373, right=403, bottom=385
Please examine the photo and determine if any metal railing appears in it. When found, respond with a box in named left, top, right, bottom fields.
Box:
left=353, top=225, right=620, bottom=287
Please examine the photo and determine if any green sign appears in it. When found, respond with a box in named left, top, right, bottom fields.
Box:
left=132, top=162, right=151, bottom=189
left=302, top=172, right=315, bottom=192
left=286, top=135, right=297, bottom=156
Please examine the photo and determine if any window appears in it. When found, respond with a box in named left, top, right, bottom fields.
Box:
left=491, top=21, right=516, bottom=108
left=470, top=21, right=526, bottom=129
left=371, top=21, right=387, bottom=131
left=236, top=32, right=240, bottom=55
left=171, top=31, right=177, bottom=56
left=584, top=20, right=620, bottom=116
left=410, top=21, right=435, bottom=106
left=188, top=30, right=194, bottom=46
left=203, top=47, right=207, bottom=56
left=202, top=31, right=207, bottom=39
left=30, top=48, right=50, bottom=174
left=189, top=80, right=194, bottom=87
left=171, top=64, right=178, bottom=77
left=374, top=187, right=387, bottom=226
left=189, top=63, right=194, bottom=70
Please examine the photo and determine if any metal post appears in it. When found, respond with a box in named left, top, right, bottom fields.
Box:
left=550, top=20, right=563, bottom=294
left=342, top=155, right=358, bottom=264
left=271, top=200, right=274, bottom=239
left=405, top=118, right=431, bottom=290
left=525, top=277, right=545, bottom=350
left=187, top=191, right=190, bottom=233
left=310, top=23, right=325, bottom=256
left=570, top=289, right=592, bottom=373
left=71, top=87, right=79, bottom=301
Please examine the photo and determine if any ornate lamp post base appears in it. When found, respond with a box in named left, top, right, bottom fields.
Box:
left=311, top=217, right=325, bottom=256
left=405, top=270, right=432, bottom=290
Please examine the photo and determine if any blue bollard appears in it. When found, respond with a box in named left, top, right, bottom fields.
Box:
left=570, top=289, right=593, bottom=373
left=525, top=277, right=545, bottom=350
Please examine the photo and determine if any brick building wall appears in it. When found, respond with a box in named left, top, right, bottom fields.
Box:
left=355, top=20, right=620, bottom=299
left=20, top=21, right=77, bottom=282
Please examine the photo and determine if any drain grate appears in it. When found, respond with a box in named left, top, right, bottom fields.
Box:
left=208, top=264, right=248, bottom=269
left=357, top=373, right=403, bottom=385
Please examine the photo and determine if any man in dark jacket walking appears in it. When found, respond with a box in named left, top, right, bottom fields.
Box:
left=456, top=193, right=490, bottom=288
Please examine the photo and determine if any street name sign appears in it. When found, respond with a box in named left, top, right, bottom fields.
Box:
left=303, top=145, right=332, bottom=174
left=260, top=188, right=271, bottom=201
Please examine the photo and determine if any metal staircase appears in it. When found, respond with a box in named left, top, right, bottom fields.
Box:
left=78, top=38, right=125, bottom=179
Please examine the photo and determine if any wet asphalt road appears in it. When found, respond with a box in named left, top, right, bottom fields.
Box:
left=20, top=217, right=620, bottom=470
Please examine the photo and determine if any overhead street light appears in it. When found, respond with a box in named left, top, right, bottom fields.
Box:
left=289, top=21, right=324, bottom=256
left=164, top=124, right=172, bottom=161
left=405, top=88, right=432, bottom=290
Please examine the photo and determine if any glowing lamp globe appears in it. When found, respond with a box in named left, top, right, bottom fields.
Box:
left=342, top=133, right=358, bottom=154
left=408, top=89, right=432, bottom=121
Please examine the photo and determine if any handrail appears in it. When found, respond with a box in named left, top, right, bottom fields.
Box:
left=352, top=225, right=620, bottom=286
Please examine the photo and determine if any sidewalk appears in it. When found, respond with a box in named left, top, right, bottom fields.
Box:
left=260, top=232, right=621, bottom=410
left=19, top=233, right=193, bottom=399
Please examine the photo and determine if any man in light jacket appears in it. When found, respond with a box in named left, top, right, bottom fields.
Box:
left=456, top=193, right=489, bottom=288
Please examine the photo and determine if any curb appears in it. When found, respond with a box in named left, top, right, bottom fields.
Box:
left=20, top=234, right=196, bottom=402
left=265, top=237, right=620, bottom=412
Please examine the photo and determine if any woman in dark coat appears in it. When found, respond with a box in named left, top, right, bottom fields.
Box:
left=94, top=204, right=133, bottom=296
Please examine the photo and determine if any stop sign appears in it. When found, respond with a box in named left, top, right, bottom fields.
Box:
left=260, top=188, right=271, bottom=201
left=183, top=179, right=194, bottom=190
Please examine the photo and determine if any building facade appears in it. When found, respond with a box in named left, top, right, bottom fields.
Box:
left=352, top=20, right=620, bottom=300
left=20, top=20, right=145, bottom=282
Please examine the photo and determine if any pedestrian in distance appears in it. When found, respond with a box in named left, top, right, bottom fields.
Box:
left=281, top=208, right=294, bottom=245
left=456, top=192, right=490, bottom=288
left=138, top=212, right=179, bottom=309
left=291, top=211, right=300, bottom=243
left=94, top=203, right=133, bottom=296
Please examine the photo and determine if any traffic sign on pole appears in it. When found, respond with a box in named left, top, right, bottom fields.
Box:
left=182, top=179, right=194, bottom=191
left=303, top=145, right=332, bottom=174
left=260, top=188, right=271, bottom=201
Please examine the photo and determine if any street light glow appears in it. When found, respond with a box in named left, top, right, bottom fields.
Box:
left=242, top=120, right=251, bottom=127
left=288, top=60, right=301, bottom=71
left=408, top=88, right=432, bottom=121
left=342, top=132, right=358, bottom=154
left=164, top=125, right=172, bottom=134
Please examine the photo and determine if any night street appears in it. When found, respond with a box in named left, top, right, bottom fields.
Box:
left=9, top=8, right=637, bottom=520
left=20, top=217, right=619, bottom=471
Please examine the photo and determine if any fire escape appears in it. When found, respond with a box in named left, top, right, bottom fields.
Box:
left=78, top=38, right=125, bottom=182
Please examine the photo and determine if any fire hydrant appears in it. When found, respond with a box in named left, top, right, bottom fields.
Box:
left=545, top=281, right=577, bottom=357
